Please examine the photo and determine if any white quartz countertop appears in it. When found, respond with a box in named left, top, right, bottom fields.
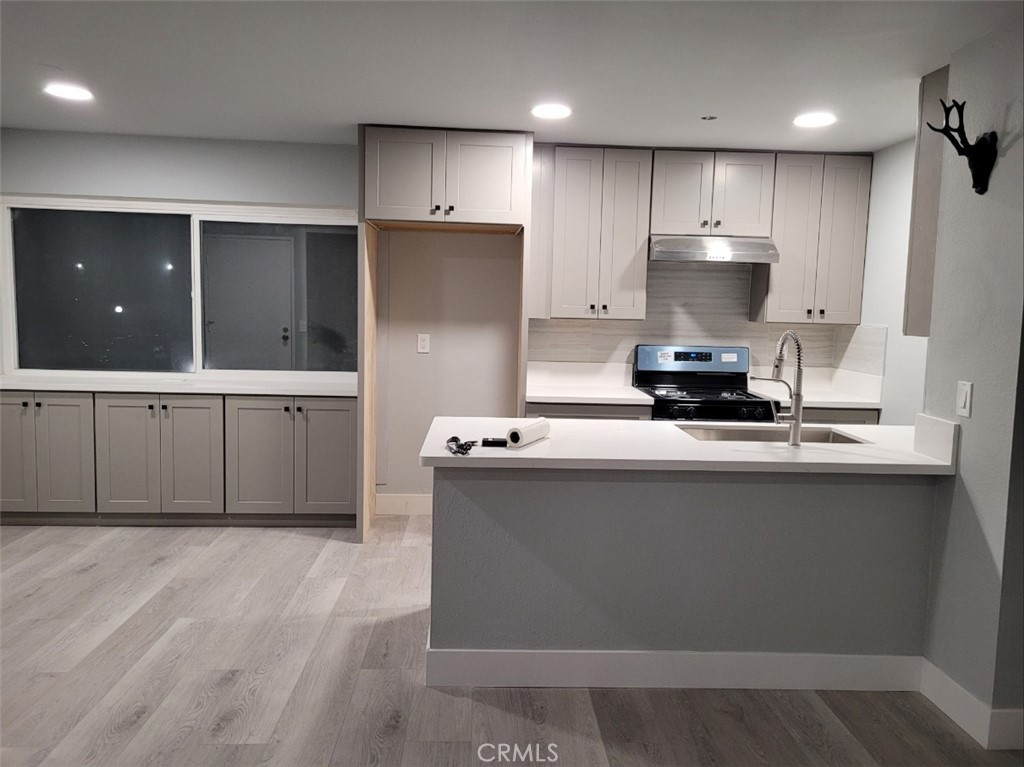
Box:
left=420, top=416, right=955, bottom=475
left=524, top=362, right=882, bottom=409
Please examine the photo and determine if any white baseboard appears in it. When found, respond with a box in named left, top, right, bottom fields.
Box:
left=426, top=648, right=1023, bottom=750
left=375, top=493, right=431, bottom=516
left=988, top=708, right=1024, bottom=750
left=426, top=647, right=920, bottom=691
left=919, top=658, right=1023, bottom=749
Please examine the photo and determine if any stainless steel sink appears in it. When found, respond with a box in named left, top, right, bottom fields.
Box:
left=678, top=426, right=866, bottom=444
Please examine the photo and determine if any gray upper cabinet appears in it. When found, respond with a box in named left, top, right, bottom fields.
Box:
left=549, top=146, right=652, bottom=320
left=364, top=126, right=527, bottom=225
left=226, top=396, right=294, bottom=514
left=364, top=127, right=447, bottom=223
left=95, top=394, right=161, bottom=513
left=550, top=146, right=604, bottom=319
left=763, top=153, right=826, bottom=324
left=1, top=392, right=38, bottom=512
left=35, top=392, right=96, bottom=513
left=814, top=155, right=871, bottom=325
left=650, top=150, right=714, bottom=236
left=161, top=395, right=225, bottom=513
left=752, top=153, right=871, bottom=325
left=294, top=398, right=356, bottom=514
left=650, top=150, right=775, bottom=237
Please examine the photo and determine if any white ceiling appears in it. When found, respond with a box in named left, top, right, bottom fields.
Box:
left=2, top=1, right=1021, bottom=152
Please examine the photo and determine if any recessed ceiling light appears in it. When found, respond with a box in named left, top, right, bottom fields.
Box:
left=114, top=305, right=124, bottom=314
left=43, top=81, right=94, bottom=102
left=531, top=103, right=571, bottom=120
left=793, top=111, right=837, bottom=128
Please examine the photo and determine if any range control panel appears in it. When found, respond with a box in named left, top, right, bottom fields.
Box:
left=635, top=345, right=750, bottom=374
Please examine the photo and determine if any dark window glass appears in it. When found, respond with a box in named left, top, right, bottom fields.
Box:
left=201, top=222, right=357, bottom=371
left=12, top=209, right=194, bottom=372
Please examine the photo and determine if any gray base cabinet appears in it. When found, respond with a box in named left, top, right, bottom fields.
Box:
left=3, top=391, right=96, bottom=513
left=295, top=398, right=356, bottom=514
left=1, top=392, right=38, bottom=512
left=226, top=396, right=295, bottom=514
left=161, top=396, right=225, bottom=513
left=95, top=394, right=161, bottom=512
left=226, top=396, right=356, bottom=515
left=95, top=394, right=224, bottom=513
left=525, top=402, right=653, bottom=420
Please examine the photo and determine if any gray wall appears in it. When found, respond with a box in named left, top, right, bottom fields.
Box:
left=528, top=262, right=840, bottom=368
left=994, top=318, right=1023, bottom=708
left=860, top=139, right=928, bottom=424
left=921, top=22, right=1024, bottom=708
left=431, top=468, right=936, bottom=653
left=0, top=128, right=359, bottom=207
left=377, top=231, right=521, bottom=495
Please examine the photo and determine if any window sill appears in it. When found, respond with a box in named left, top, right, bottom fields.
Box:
left=0, top=371, right=358, bottom=397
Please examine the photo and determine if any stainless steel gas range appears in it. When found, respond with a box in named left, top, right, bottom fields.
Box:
left=632, top=344, right=778, bottom=422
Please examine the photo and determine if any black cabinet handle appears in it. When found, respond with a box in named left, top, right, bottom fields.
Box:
left=701, top=219, right=709, bottom=228
left=21, top=401, right=28, bottom=408
left=148, top=404, right=154, bottom=411
left=819, top=309, right=825, bottom=317
left=296, top=406, right=304, bottom=413
left=35, top=402, right=41, bottom=408
left=806, top=309, right=812, bottom=318
left=446, top=205, right=455, bottom=213
left=284, top=406, right=291, bottom=412
left=589, top=304, right=596, bottom=313
left=431, top=205, right=441, bottom=214
left=713, top=220, right=722, bottom=228
left=602, top=304, right=608, bottom=313
left=161, top=404, right=168, bottom=411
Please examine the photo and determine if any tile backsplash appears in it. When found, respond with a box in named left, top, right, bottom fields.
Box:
left=529, top=262, right=861, bottom=369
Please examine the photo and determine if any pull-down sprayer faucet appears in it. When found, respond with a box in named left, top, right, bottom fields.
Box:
left=750, top=330, right=804, bottom=446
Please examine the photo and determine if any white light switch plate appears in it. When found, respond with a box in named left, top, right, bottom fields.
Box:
left=417, top=333, right=430, bottom=354
left=956, top=381, right=973, bottom=417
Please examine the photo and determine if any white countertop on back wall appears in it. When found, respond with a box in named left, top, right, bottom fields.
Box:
left=525, top=362, right=882, bottom=409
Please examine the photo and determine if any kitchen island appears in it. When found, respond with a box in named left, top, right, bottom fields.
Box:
left=420, top=415, right=957, bottom=689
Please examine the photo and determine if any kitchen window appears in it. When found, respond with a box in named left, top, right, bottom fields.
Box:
left=201, top=221, right=358, bottom=372
left=10, top=208, right=194, bottom=372
left=1, top=199, right=358, bottom=388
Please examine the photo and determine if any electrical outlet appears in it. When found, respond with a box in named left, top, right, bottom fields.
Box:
left=417, top=333, right=430, bottom=354
left=956, top=381, right=973, bottom=417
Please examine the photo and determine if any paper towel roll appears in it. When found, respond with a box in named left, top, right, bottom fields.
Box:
left=506, top=417, right=551, bottom=449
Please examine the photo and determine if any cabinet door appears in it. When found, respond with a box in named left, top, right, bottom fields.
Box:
left=444, top=131, right=526, bottom=225
left=550, top=147, right=604, bottom=318
left=364, top=127, right=446, bottom=222
left=161, top=395, right=225, bottom=513
left=815, top=155, right=871, bottom=325
left=95, top=394, right=161, bottom=513
left=650, top=150, right=714, bottom=235
left=294, top=398, right=356, bottom=514
left=1, top=392, right=37, bottom=512
left=711, top=152, right=776, bottom=237
left=764, top=154, right=824, bottom=324
left=598, top=149, right=653, bottom=320
left=35, top=393, right=95, bottom=513
left=226, top=396, right=293, bottom=514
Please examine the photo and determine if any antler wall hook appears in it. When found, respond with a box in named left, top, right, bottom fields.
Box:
left=927, top=99, right=998, bottom=195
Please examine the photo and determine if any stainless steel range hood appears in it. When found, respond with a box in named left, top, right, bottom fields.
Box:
left=649, top=235, right=779, bottom=264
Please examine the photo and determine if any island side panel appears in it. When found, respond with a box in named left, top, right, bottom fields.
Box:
left=430, top=467, right=936, bottom=655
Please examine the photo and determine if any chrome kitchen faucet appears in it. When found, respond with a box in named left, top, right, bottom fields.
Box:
left=750, top=330, right=805, bottom=446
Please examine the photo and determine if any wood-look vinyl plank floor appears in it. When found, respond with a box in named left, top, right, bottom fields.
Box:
left=1, top=521, right=1021, bottom=767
